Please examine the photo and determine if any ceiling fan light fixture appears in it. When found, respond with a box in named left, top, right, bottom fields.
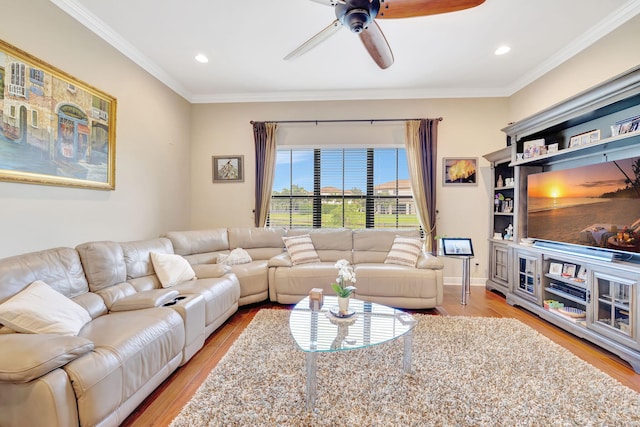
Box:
left=195, top=53, right=209, bottom=63
left=343, top=8, right=371, bottom=33
left=494, top=45, right=511, bottom=56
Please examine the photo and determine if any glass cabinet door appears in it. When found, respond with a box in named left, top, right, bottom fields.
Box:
left=491, top=244, right=510, bottom=284
left=516, top=251, right=539, bottom=301
left=593, top=272, right=635, bottom=341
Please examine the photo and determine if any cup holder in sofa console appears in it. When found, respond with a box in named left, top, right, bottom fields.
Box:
left=163, top=295, right=188, bottom=306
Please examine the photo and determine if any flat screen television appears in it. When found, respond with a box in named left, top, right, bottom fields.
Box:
left=527, top=156, right=640, bottom=257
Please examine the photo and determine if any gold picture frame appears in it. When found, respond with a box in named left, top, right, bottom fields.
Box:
left=0, top=39, right=117, bottom=190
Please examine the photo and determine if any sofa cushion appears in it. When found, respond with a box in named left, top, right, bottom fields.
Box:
left=0, top=247, right=89, bottom=304
left=0, top=334, right=94, bottom=382
left=218, top=248, right=252, bottom=265
left=282, top=235, right=321, bottom=265
left=384, top=236, right=423, bottom=267
left=192, top=264, right=230, bottom=278
left=0, top=280, right=91, bottom=336
left=121, top=238, right=174, bottom=280
left=76, top=241, right=127, bottom=292
left=162, top=228, right=230, bottom=256
left=150, top=252, right=196, bottom=288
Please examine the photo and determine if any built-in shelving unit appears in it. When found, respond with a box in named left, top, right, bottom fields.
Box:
left=484, top=65, right=640, bottom=373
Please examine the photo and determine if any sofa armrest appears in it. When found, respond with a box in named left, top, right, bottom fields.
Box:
left=0, top=334, right=93, bottom=383
left=192, top=263, right=230, bottom=278
left=416, top=252, right=444, bottom=270
left=268, top=252, right=293, bottom=267
left=110, top=289, right=179, bottom=312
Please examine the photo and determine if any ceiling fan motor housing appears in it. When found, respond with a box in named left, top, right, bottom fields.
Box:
left=336, top=0, right=380, bottom=33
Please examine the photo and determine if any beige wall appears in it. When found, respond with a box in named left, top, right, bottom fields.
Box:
left=0, top=0, right=192, bottom=258
left=191, top=98, right=508, bottom=281
left=509, top=14, right=640, bottom=123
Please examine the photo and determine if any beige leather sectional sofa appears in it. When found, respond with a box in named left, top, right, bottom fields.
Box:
left=0, top=227, right=443, bottom=427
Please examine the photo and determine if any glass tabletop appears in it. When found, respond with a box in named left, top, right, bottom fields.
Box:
left=289, top=296, right=417, bottom=353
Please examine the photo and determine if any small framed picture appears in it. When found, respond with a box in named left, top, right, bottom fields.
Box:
left=443, top=158, right=477, bottom=186
left=523, top=139, right=545, bottom=159
left=577, top=266, right=587, bottom=279
left=562, top=263, right=577, bottom=277
left=569, top=129, right=600, bottom=148
left=547, top=143, right=559, bottom=154
left=212, top=155, right=244, bottom=183
left=615, top=115, right=640, bottom=135
left=549, top=262, right=563, bottom=275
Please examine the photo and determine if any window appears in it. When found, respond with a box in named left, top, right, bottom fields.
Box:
left=269, top=148, right=418, bottom=229
left=31, top=110, right=38, bottom=128
left=29, top=68, right=44, bottom=86
left=9, top=62, right=26, bottom=98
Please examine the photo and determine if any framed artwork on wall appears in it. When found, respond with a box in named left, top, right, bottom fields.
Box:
left=443, top=157, right=477, bottom=186
left=212, top=155, right=244, bottom=183
left=0, top=40, right=117, bottom=190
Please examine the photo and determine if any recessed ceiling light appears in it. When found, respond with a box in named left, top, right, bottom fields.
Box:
left=195, top=54, right=209, bottom=63
left=494, top=45, right=511, bottom=56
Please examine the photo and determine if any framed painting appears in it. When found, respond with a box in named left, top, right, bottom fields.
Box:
left=212, top=155, right=244, bottom=183
left=443, top=157, right=477, bottom=186
left=0, top=40, right=117, bottom=190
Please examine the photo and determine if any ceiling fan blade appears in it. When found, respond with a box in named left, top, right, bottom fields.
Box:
left=377, top=0, right=485, bottom=19
left=284, top=19, right=343, bottom=61
left=359, top=21, right=393, bottom=69
left=308, top=0, right=346, bottom=5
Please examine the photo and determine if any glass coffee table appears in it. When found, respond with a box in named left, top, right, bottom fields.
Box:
left=289, top=295, right=417, bottom=411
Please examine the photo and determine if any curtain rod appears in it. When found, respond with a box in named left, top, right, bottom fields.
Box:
left=250, top=117, right=443, bottom=125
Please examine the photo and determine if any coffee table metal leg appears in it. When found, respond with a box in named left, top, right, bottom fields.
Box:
left=305, top=351, right=318, bottom=411
left=402, top=330, right=413, bottom=373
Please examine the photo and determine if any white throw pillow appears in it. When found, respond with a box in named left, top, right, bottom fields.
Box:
left=384, top=236, right=423, bottom=267
left=282, top=235, right=321, bottom=265
left=0, top=280, right=91, bottom=336
left=150, top=252, right=197, bottom=288
left=217, top=248, right=252, bottom=266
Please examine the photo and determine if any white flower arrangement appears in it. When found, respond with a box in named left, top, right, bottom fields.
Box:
left=332, top=259, right=357, bottom=298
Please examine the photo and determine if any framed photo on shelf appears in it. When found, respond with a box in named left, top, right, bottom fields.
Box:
left=443, top=158, right=477, bottom=186
left=212, top=155, right=244, bottom=183
left=562, top=263, right=577, bottom=278
left=569, top=129, right=600, bottom=148
left=549, top=262, right=563, bottom=275
left=577, top=266, right=587, bottom=280
left=612, top=115, right=640, bottom=136
left=547, top=143, right=559, bottom=154
left=523, top=139, right=545, bottom=159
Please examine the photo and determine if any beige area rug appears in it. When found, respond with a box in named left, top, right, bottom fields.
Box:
left=171, top=309, right=640, bottom=426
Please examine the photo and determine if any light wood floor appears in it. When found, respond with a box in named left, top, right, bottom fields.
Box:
left=122, top=285, right=640, bottom=426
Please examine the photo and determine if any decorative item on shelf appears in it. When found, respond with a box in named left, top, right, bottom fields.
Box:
left=493, top=232, right=503, bottom=240
left=504, top=177, right=514, bottom=187
left=569, top=129, right=600, bottom=148
left=523, top=138, right=545, bottom=159
left=502, top=198, right=513, bottom=213
left=504, top=224, right=514, bottom=240
left=496, top=174, right=504, bottom=188
left=494, top=193, right=504, bottom=212
left=547, top=143, right=559, bottom=154
left=516, top=153, right=524, bottom=161
left=309, top=288, right=324, bottom=311
left=331, top=259, right=357, bottom=316
left=562, top=263, right=577, bottom=278
left=612, top=115, right=640, bottom=136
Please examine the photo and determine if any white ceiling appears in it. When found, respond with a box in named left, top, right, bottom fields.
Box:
left=51, top=0, right=640, bottom=103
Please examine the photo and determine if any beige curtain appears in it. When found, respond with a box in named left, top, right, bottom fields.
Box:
left=253, top=122, right=278, bottom=227
left=405, top=119, right=439, bottom=252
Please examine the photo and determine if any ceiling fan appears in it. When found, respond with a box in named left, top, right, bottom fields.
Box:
left=284, top=0, right=486, bottom=69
